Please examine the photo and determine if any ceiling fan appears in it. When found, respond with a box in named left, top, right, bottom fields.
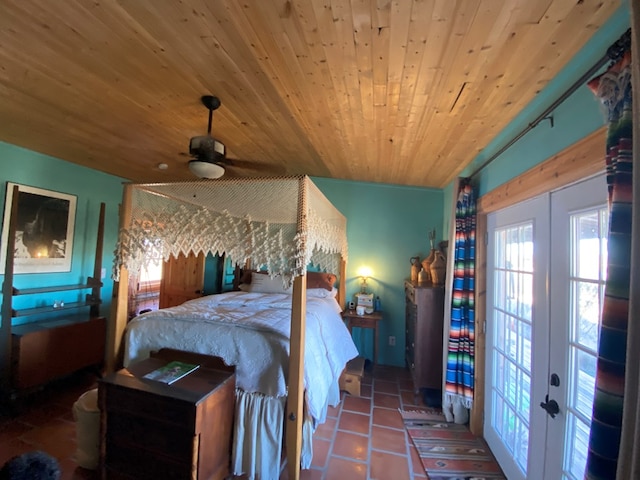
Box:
left=186, top=95, right=224, bottom=178
left=187, top=95, right=251, bottom=179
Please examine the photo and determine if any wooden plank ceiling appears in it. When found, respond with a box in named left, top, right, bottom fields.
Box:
left=0, top=0, right=619, bottom=188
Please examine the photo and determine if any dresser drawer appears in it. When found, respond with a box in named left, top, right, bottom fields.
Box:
left=405, top=339, right=415, bottom=366
left=104, top=384, right=196, bottom=430
left=404, top=282, right=416, bottom=304
left=348, top=315, right=374, bottom=329
left=105, top=442, right=193, bottom=479
left=105, top=413, right=195, bottom=459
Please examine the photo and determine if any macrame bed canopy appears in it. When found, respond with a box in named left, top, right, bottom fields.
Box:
left=112, top=175, right=348, bottom=282
left=108, top=175, right=349, bottom=479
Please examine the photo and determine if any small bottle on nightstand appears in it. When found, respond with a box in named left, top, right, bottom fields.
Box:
left=374, top=296, right=381, bottom=311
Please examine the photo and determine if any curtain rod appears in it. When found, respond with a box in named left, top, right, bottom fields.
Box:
left=468, top=28, right=631, bottom=181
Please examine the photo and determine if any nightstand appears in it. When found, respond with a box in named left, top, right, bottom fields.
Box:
left=99, top=350, right=236, bottom=480
left=342, top=310, right=383, bottom=364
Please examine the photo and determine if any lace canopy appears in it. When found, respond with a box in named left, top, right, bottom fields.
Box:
left=112, top=176, right=348, bottom=282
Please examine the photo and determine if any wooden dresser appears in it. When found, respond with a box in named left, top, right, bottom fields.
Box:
left=404, top=280, right=445, bottom=403
left=1, top=200, right=106, bottom=396
left=12, top=314, right=105, bottom=390
left=99, top=351, right=236, bottom=480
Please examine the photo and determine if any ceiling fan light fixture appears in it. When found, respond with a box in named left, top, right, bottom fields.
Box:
left=188, top=160, right=225, bottom=179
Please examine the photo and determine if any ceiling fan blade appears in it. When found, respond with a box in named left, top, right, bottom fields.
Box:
left=223, top=158, right=256, bottom=169
left=224, top=158, right=287, bottom=175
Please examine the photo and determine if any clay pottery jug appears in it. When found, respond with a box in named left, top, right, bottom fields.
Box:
left=418, top=267, right=429, bottom=284
left=410, top=256, right=421, bottom=282
left=430, top=250, right=446, bottom=285
left=421, top=249, right=436, bottom=283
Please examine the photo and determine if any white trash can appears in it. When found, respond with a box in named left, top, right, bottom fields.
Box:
left=72, top=388, right=100, bottom=470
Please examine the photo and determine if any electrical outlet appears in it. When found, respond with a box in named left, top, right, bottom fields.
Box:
left=388, top=335, right=396, bottom=346
left=101, top=268, right=106, bottom=279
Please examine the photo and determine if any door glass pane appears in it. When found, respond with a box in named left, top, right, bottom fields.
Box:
left=520, top=370, right=531, bottom=421
left=496, top=269, right=507, bottom=310
left=574, top=349, right=597, bottom=419
left=563, top=207, right=607, bottom=479
left=495, top=354, right=505, bottom=402
left=564, top=413, right=591, bottom=479
left=491, top=222, right=533, bottom=477
left=519, top=322, right=532, bottom=371
left=575, top=282, right=600, bottom=351
left=575, top=213, right=599, bottom=280
left=600, top=209, right=609, bottom=278
left=515, top=415, right=529, bottom=471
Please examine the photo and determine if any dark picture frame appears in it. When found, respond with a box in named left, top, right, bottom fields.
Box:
left=0, top=182, right=77, bottom=274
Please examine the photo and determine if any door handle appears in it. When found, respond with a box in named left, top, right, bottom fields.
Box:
left=540, top=394, right=560, bottom=418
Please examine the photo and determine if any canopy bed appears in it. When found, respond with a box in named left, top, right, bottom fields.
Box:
left=107, top=175, right=356, bottom=480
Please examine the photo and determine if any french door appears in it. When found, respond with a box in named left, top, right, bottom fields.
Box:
left=485, top=174, right=607, bottom=479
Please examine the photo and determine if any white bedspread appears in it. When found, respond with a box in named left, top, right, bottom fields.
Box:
left=124, top=291, right=358, bottom=421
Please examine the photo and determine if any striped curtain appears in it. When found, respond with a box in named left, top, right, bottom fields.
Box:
left=444, top=180, right=476, bottom=409
left=585, top=47, right=633, bottom=480
left=616, top=8, right=640, bottom=479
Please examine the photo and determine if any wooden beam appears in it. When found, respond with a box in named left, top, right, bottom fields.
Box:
left=90, top=202, right=105, bottom=319
left=286, top=274, right=307, bottom=480
left=0, top=185, right=20, bottom=395
left=478, top=127, right=606, bottom=214
left=286, top=176, right=309, bottom=479
left=338, top=258, right=347, bottom=309
left=105, top=184, right=132, bottom=373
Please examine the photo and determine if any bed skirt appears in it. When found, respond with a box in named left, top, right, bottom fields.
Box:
left=231, top=381, right=340, bottom=480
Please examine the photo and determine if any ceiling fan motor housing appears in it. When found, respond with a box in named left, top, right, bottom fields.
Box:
left=189, top=135, right=226, bottom=161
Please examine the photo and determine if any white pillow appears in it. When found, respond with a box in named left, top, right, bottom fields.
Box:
left=307, top=287, right=338, bottom=299
left=248, top=272, right=293, bottom=294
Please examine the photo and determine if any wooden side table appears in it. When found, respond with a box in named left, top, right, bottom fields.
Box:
left=342, top=310, right=383, bottom=364
left=98, top=350, right=235, bottom=480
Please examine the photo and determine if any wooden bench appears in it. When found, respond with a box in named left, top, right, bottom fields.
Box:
left=339, top=356, right=365, bottom=397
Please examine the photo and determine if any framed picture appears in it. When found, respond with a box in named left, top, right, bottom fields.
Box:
left=0, top=182, right=77, bottom=274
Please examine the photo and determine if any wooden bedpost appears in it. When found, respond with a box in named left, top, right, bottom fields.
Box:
left=286, top=274, right=307, bottom=480
left=286, top=176, right=308, bottom=480
left=105, top=183, right=132, bottom=373
left=338, top=258, right=347, bottom=309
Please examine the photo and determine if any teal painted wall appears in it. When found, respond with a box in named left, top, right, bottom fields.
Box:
left=312, top=177, right=443, bottom=366
left=0, top=142, right=124, bottom=327
left=0, top=2, right=629, bottom=371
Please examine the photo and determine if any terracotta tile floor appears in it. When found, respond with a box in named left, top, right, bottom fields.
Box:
left=0, top=364, right=437, bottom=479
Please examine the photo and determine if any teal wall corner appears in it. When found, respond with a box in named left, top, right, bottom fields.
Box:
left=0, top=141, right=125, bottom=327
left=459, top=4, right=629, bottom=197
left=312, top=177, right=444, bottom=367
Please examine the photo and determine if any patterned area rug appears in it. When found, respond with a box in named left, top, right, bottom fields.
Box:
left=400, top=409, right=505, bottom=480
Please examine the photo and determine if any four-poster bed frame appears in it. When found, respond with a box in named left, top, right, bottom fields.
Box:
left=106, top=175, right=348, bottom=480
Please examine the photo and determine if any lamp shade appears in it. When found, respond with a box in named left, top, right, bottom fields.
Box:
left=357, top=266, right=373, bottom=278
left=188, top=160, right=225, bottom=179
